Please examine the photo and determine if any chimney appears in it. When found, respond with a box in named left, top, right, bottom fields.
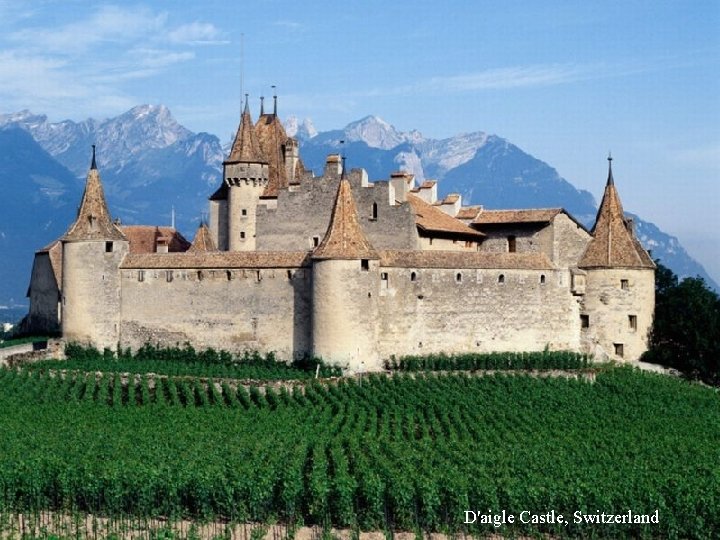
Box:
left=324, top=154, right=342, bottom=177
left=390, top=171, right=414, bottom=202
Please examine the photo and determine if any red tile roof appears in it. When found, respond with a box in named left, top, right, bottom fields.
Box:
left=406, top=195, right=484, bottom=239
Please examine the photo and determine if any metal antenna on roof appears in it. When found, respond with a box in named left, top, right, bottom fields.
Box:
left=340, top=139, right=346, bottom=179
left=272, top=85, right=277, bottom=116
left=171, top=205, right=175, bottom=229
left=607, top=151, right=614, bottom=186
left=239, top=33, right=245, bottom=121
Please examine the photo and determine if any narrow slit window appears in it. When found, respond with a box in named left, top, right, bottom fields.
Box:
left=313, top=236, right=320, bottom=247
left=628, top=315, right=637, bottom=331
left=580, top=314, right=589, bottom=329
left=456, top=272, right=462, bottom=283
left=498, top=274, right=505, bottom=284
left=540, top=274, right=546, bottom=284
left=227, top=271, right=233, bottom=281
left=410, top=271, right=417, bottom=282
left=381, top=272, right=389, bottom=289
left=138, top=270, right=145, bottom=282
left=508, top=235, right=517, bottom=253
left=166, top=271, right=173, bottom=283
left=371, top=202, right=378, bottom=220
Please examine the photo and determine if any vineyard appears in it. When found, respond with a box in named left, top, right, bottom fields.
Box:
left=0, top=361, right=717, bottom=538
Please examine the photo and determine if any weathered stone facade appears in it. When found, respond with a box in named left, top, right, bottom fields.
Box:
left=26, top=104, right=655, bottom=371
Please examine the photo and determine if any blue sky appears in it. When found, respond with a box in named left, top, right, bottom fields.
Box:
left=1, top=1, right=718, bottom=280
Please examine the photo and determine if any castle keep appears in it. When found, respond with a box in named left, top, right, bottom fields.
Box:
left=26, top=99, right=655, bottom=371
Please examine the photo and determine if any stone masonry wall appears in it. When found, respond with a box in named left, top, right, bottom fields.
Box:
left=376, top=266, right=582, bottom=358
left=27, top=253, right=60, bottom=334
left=119, top=266, right=312, bottom=359
left=256, top=171, right=418, bottom=251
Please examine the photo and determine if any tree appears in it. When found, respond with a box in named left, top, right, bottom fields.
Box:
left=643, top=262, right=720, bottom=385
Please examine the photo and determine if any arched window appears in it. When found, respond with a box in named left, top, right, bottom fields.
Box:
left=540, top=274, right=546, bottom=284
left=498, top=274, right=505, bottom=284
left=456, top=272, right=462, bottom=283
left=410, top=271, right=417, bottom=282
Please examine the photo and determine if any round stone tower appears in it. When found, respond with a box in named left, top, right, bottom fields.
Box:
left=61, top=147, right=129, bottom=350
left=225, top=99, right=269, bottom=251
left=312, top=176, right=382, bottom=372
left=578, top=157, right=655, bottom=361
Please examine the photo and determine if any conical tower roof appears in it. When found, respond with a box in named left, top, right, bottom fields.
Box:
left=578, top=158, right=654, bottom=269
left=255, top=111, right=289, bottom=197
left=313, top=179, right=379, bottom=260
left=63, top=146, right=126, bottom=242
left=226, top=100, right=265, bottom=164
left=187, top=222, right=217, bottom=252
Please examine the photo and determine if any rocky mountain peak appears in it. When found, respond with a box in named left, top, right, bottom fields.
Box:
left=284, top=116, right=317, bottom=140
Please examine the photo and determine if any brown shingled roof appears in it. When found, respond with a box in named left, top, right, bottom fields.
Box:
left=379, top=250, right=554, bottom=270
left=406, top=195, right=484, bottom=239
left=226, top=102, right=265, bottom=164
left=188, top=223, right=217, bottom=252
left=434, top=193, right=460, bottom=205
left=578, top=165, right=654, bottom=269
left=36, top=240, right=63, bottom=289
left=456, top=206, right=482, bottom=220
left=473, top=208, right=563, bottom=225
left=121, top=226, right=190, bottom=254
left=419, top=180, right=437, bottom=189
left=121, top=251, right=311, bottom=269
left=313, top=179, right=379, bottom=260
left=63, top=166, right=126, bottom=242
left=255, top=114, right=289, bottom=198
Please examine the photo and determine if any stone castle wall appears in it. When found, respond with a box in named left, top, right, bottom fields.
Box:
left=257, top=172, right=418, bottom=251
left=118, top=265, right=312, bottom=358
left=375, top=266, right=581, bottom=358
left=26, top=252, right=60, bottom=334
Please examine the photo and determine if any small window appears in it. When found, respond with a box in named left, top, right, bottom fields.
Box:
left=614, top=343, right=624, bottom=357
left=456, top=272, right=462, bottom=283
left=410, top=271, right=417, bottom=282
left=508, top=235, right=517, bottom=253
left=498, top=274, right=505, bottom=284
left=628, top=315, right=637, bottom=331
left=540, top=274, right=546, bottom=284
left=381, top=272, right=388, bottom=289
left=287, top=270, right=293, bottom=280
left=105, top=241, right=113, bottom=253
left=313, top=236, right=320, bottom=247
left=241, top=209, right=247, bottom=216
left=240, top=231, right=246, bottom=239
left=227, top=271, right=233, bottom=281
left=360, top=259, right=369, bottom=271
left=621, top=279, right=629, bottom=290
left=580, top=314, right=590, bottom=329
left=138, top=270, right=145, bottom=282
left=197, top=271, right=203, bottom=281
left=166, top=271, right=173, bottom=283
left=371, top=202, right=378, bottom=220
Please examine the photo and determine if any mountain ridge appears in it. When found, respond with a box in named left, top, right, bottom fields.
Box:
left=0, top=106, right=715, bottom=310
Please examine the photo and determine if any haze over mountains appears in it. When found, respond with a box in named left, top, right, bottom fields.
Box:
left=0, top=106, right=715, bottom=313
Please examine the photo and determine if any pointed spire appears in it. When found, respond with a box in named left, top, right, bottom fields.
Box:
left=63, top=150, right=125, bottom=241
left=578, top=157, right=654, bottom=269
left=187, top=222, right=217, bottom=252
left=227, top=95, right=266, bottom=163
left=313, top=179, right=379, bottom=260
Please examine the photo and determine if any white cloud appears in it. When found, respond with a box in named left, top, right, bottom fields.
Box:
left=167, top=22, right=227, bottom=45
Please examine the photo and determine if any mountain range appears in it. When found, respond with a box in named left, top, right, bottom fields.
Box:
left=0, top=106, right=715, bottom=313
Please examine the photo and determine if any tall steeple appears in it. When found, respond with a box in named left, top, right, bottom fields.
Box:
left=63, top=147, right=125, bottom=241
left=578, top=157, right=654, bottom=269
left=313, top=179, right=379, bottom=260
left=226, top=97, right=265, bottom=164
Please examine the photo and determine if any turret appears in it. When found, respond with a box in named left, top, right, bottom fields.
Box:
left=61, top=146, right=129, bottom=350
left=224, top=98, right=269, bottom=251
left=311, top=178, right=382, bottom=372
left=578, top=155, right=655, bottom=361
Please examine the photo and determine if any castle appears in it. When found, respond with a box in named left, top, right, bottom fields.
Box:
left=26, top=97, right=655, bottom=371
